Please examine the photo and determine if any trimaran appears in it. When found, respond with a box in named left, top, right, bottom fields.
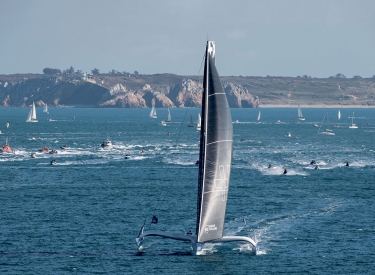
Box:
left=136, top=41, right=257, bottom=255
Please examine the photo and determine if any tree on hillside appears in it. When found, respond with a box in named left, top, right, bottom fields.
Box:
left=92, top=68, right=100, bottom=75
left=62, top=66, right=75, bottom=76
left=335, top=73, right=346, bottom=78
left=43, top=68, right=61, bottom=75
left=353, top=75, right=362, bottom=79
left=134, top=70, right=139, bottom=76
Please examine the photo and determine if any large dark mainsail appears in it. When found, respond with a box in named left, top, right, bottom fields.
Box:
left=136, top=41, right=257, bottom=255
left=196, top=41, right=233, bottom=243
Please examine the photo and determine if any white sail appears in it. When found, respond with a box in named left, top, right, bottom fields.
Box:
left=257, top=111, right=261, bottom=121
left=26, top=102, right=38, bottom=123
left=149, top=105, right=157, bottom=118
left=349, top=112, right=358, bottom=129
left=318, top=111, right=334, bottom=135
left=338, top=110, right=341, bottom=120
left=43, top=104, right=49, bottom=114
left=297, top=105, right=305, bottom=120
left=166, top=108, right=171, bottom=122
left=196, top=114, right=201, bottom=131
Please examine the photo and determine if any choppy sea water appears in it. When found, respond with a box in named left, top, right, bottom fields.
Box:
left=0, top=107, right=374, bottom=274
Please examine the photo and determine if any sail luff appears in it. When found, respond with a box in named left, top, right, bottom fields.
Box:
left=195, top=43, right=208, bottom=236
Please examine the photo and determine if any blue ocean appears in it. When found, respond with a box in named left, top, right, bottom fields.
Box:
left=1, top=107, right=374, bottom=274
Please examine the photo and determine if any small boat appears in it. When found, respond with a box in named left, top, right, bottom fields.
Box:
left=39, top=147, right=50, bottom=153
left=297, top=105, right=305, bottom=121
left=349, top=112, right=358, bottom=129
left=160, top=120, right=167, bottom=126
left=31, top=136, right=36, bottom=140
left=136, top=41, right=257, bottom=255
left=149, top=105, right=157, bottom=118
left=26, top=102, right=38, bottom=123
left=60, top=145, right=69, bottom=150
left=287, top=132, right=291, bottom=137
left=49, top=149, right=58, bottom=154
left=50, top=159, right=56, bottom=165
left=165, top=108, right=171, bottom=122
left=318, top=111, right=335, bottom=135
left=101, top=139, right=113, bottom=148
left=30, top=153, right=37, bottom=158
left=312, top=123, right=319, bottom=127
left=125, top=153, right=131, bottom=159
left=196, top=114, right=201, bottom=131
left=187, top=115, right=194, bottom=127
left=0, top=138, right=12, bottom=153
left=43, top=103, right=49, bottom=114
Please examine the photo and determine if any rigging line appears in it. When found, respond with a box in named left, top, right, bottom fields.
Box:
left=147, top=50, right=206, bottom=229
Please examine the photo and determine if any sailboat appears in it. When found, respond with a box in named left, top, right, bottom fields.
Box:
left=165, top=108, right=171, bottom=122
left=43, top=103, right=49, bottom=114
left=349, top=112, right=358, bottom=129
left=26, top=102, right=38, bottom=123
left=318, top=111, right=335, bottom=135
left=257, top=111, right=261, bottom=122
left=136, top=41, right=257, bottom=255
left=297, top=105, right=305, bottom=120
left=196, top=113, right=201, bottom=131
left=149, top=105, right=157, bottom=118
left=187, top=114, right=194, bottom=127
left=0, top=137, right=12, bottom=153
left=337, top=110, right=341, bottom=120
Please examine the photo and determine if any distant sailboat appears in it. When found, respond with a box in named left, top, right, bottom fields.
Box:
left=0, top=137, right=12, bottom=153
left=349, top=112, right=358, bottom=129
left=43, top=103, right=49, bottom=114
left=165, top=108, right=171, bottom=122
left=149, top=105, right=157, bottom=118
left=196, top=113, right=201, bottom=131
left=297, top=105, right=305, bottom=121
left=337, top=110, right=341, bottom=120
left=188, top=115, right=194, bottom=127
left=136, top=41, right=257, bottom=255
left=26, top=102, right=38, bottom=123
left=257, top=111, right=261, bottom=122
left=318, top=111, right=335, bottom=135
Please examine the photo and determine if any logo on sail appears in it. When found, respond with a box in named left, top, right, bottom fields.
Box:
left=204, top=224, right=218, bottom=233
left=214, top=165, right=230, bottom=201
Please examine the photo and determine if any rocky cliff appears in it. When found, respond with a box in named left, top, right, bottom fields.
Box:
left=0, top=73, right=374, bottom=108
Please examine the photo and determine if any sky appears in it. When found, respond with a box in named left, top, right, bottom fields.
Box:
left=1, top=0, right=375, bottom=78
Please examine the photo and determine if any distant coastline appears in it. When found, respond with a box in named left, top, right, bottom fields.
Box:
left=1, top=73, right=375, bottom=108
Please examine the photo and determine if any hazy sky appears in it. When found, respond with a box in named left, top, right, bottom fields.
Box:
left=1, top=0, right=374, bottom=78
